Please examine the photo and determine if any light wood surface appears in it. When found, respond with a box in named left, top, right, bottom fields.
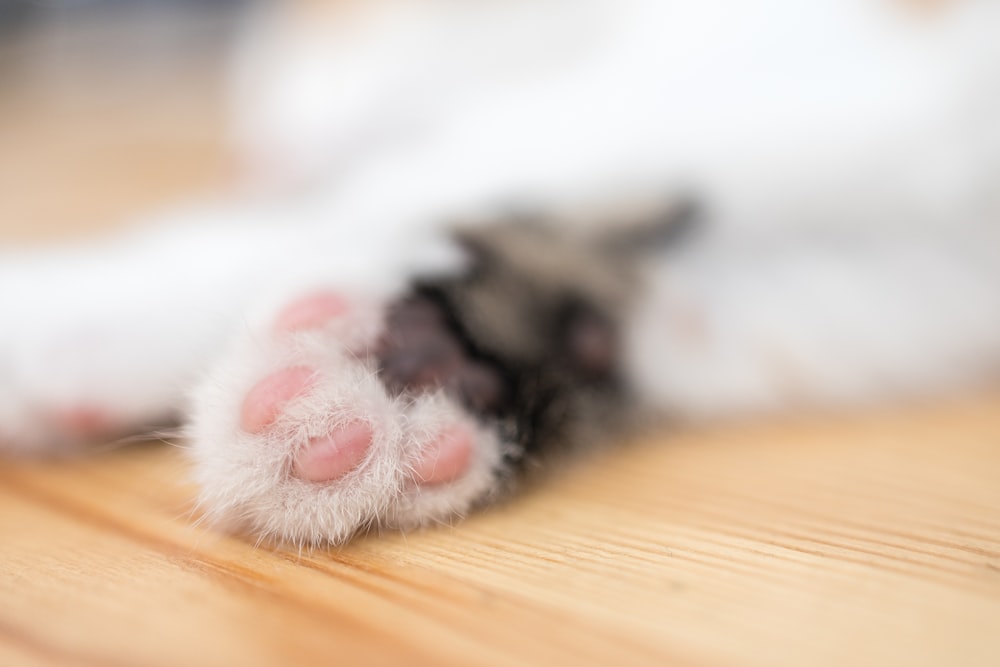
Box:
left=2, top=12, right=999, bottom=667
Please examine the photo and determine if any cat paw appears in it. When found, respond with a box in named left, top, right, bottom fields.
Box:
left=0, top=252, right=229, bottom=457
left=187, top=289, right=513, bottom=545
left=0, top=324, right=181, bottom=457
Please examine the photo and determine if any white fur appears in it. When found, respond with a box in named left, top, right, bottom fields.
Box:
left=2, top=0, right=999, bottom=542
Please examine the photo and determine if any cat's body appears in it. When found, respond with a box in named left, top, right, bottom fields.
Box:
left=2, top=0, right=999, bottom=544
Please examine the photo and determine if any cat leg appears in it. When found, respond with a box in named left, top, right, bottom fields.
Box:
left=624, top=229, right=1000, bottom=418
left=186, top=222, right=629, bottom=545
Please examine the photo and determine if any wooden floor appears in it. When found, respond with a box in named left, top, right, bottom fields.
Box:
left=1, top=12, right=999, bottom=667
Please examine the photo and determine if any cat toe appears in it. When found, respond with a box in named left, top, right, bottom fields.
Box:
left=272, top=290, right=350, bottom=333
left=293, top=421, right=374, bottom=482
left=411, top=426, right=474, bottom=486
left=239, top=366, right=317, bottom=434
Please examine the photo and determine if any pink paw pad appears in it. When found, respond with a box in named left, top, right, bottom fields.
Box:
left=54, top=406, right=113, bottom=439
left=293, top=421, right=374, bottom=482
left=240, top=366, right=316, bottom=434
left=273, top=291, right=349, bottom=333
left=412, top=426, right=473, bottom=486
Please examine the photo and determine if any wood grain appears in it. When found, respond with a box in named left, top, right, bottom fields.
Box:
left=1, top=11, right=999, bottom=667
